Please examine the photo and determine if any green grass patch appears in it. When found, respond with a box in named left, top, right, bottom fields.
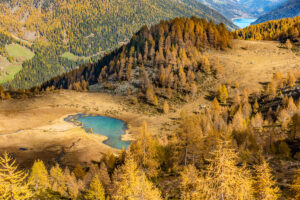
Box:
left=6, top=44, right=34, bottom=60
left=61, top=52, right=76, bottom=61
left=0, top=64, right=22, bottom=84
left=61, top=52, right=90, bottom=61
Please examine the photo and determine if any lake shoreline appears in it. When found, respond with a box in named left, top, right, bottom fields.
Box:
left=64, top=113, right=135, bottom=149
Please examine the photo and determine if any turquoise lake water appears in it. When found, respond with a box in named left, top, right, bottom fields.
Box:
left=66, top=114, right=131, bottom=149
left=233, top=18, right=257, bottom=29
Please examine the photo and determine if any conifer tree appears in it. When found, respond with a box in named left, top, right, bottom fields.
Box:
left=73, top=164, right=86, bottom=180
left=163, top=100, right=169, bottom=114
left=112, top=156, right=162, bottom=200
left=287, top=71, right=296, bottom=87
left=190, top=82, right=197, bottom=99
left=253, top=99, right=259, bottom=113
left=153, top=96, right=158, bottom=106
left=64, top=167, right=82, bottom=199
left=86, top=175, right=105, bottom=200
left=218, top=84, right=228, bottom=103
left=211, top=97, right=221, bottom=113
left=204, top=140, right=254, bottom=200
left=28, top=160, right=49, bottom=194
left=253, top=158, right=280, bottom=200
left=129, top=122, right=159, bottom=178
left=291, top=169, right=300, bottom=199
left=146, top=87, right=155, bottom=103
left=49, top=164, right=67, bottom=196
left=180, top=165, right=206, bottom=200
left=285, top=39, right=292, bottom=50
left=0, top=153, right=32, bottom=200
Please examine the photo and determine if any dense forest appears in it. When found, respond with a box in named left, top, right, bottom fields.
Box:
left=42, top=17, right=231, bottom=105
left=0, top=0, right=238, bottom=89
left=1, top=69, right=300, bottom=199
left=0, top=0, right=236, bottom=56
left=233, top=16, right=300, bottom=42
left=0, top=30, right=13, bottom=57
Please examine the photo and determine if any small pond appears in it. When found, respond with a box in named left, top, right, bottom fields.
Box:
left=233, top=18, right=257, bottom=29
left=65, top=114, right=131, bottom=149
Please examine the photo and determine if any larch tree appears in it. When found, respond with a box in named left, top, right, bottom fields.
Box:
left=0, top=153, right=32, bottom=200
left=291, top=169, right=300, bottom=199
left=64, top=167, right=83, bottom=199
left=180, top=165, right=207, bottom=200
left=218, top=84, right=228, bottom=104
left=211, top=97, right=221, bottom=113
left=204, top=140, right=254, bottom=200
left=253, top=158, right=280, bottom=200
left=190, top=82, right=197, bottom=99
left=112, top=156, right=162, bottom=200
left=287, top=71, right=296, bottom=87
left=163, top=100, right=169, bottom=114
left=73, top=164, right=86, bottom=180
left=49, top=164, right=67, bottom=197
left=177, top=114, right=204, bottom=166
left=285, top=39, right=292, bottom=50
left=253, top=99, right=259, bottom=113
left=129, top=122, right=159, bottom=178
left=146, top=87, right=155, bottom=104
left=153, top=95, right=158, bottom=106
left=28, top=160, right=49, bottom=194
left=85, top=175, right=106, bottom=200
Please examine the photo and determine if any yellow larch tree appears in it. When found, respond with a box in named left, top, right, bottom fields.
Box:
left=180, top=165, right=207, bottom=200
left=112, top=156, right=162, bottom=200
left=86, top=175, right=106, bottom=200
left=287, top=71, right=296, bottom=87
left=28, top=160, right=49, bottom=194
left=291, top=169, right=300, bottom=200
left=204, top=140, right=254, bottom=200
left=64, top=167, right=83, bottom=199
left=129, top=122, right=159, bottom=178
left=0, top=153, right=32, bottom=200
left=49, top=163, right=67, bottom=197
left=253, top=158, right=280, bottom=200
left=218, top=84, right=228, bottom=103
left=163, top=100, right=169, bottom=114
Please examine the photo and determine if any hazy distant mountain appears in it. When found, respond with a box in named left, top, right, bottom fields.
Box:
left=252, top=0, right=300, bottom=24
left=198, top=0, right=287, bottom=19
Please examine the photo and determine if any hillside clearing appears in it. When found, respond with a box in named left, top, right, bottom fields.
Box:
left=6, top=44, right=34, bottom=60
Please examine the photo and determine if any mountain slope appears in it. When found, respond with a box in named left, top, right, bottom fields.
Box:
left=0, top=0, right=237, bottom=89
left=0, top=0, right=237, bottom=57
left=252, top=0, right=300, bottom=24
left=198, top=0, right=287, bottom=19
left=41, top=17, right=231, bottom=102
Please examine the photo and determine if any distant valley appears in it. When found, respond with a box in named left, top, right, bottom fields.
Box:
left=198, top=0, right=287, bottom=19
left=252, top=0, right=300, bottom=24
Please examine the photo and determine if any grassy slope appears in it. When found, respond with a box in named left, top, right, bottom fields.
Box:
left=0, top=44, right=34, bottom=84
left=61, top=52, right=90, bottom=62
left=6, top=44, right=34, bottom=60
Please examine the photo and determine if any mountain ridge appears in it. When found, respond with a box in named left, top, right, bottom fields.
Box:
left=198, top=0, right=287, bottom=19
left=252, top=0, right=300, bottom=25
